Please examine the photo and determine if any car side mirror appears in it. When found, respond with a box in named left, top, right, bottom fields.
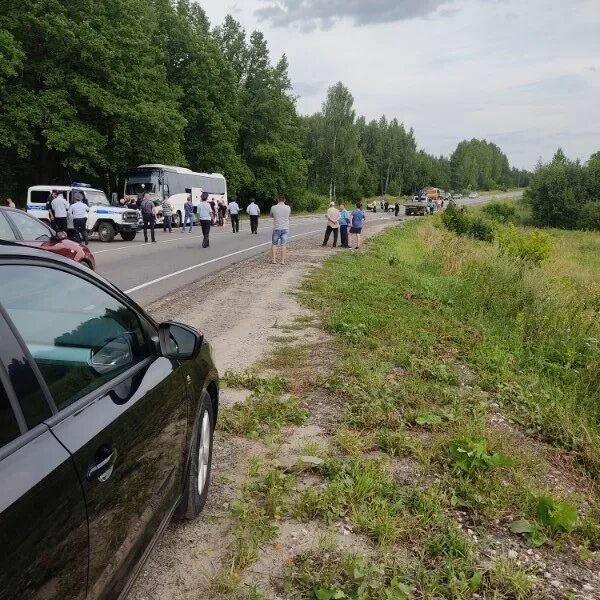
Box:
left=158, top=322, right=203, bottom=360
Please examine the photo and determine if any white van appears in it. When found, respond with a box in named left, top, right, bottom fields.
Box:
left=27, top=184, right=140, bottom=242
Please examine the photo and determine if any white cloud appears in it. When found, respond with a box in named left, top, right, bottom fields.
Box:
left=200, top=0, right=600, bottom=168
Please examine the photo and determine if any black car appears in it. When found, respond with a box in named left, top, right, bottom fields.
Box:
left=0, top=243, right=218, bottom=599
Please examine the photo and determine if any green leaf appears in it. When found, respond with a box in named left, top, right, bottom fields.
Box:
left=470, top=571, right=484, bottom=591
left=486, top=452, right=514, bottom=468
left=549, top=501, right=578, bottom=533
left=510, top=519, right=534, bottom=534
left=315, top=588, right=334, bottom=600
left=416, top=412, right=444, bottom=426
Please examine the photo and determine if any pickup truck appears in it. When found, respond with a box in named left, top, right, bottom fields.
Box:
left=403, top=197, right=432, bottom=216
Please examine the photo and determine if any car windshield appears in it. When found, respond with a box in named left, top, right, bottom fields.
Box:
left=85, top=190, right=110, bottom=206
left=124, top=170, right=161, bottom=198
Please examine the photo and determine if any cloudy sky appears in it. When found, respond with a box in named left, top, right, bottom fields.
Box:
left=200, top=0, right=600, bottom=169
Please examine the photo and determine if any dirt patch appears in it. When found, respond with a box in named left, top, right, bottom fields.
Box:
left=129, top=220, right=399, bottom=600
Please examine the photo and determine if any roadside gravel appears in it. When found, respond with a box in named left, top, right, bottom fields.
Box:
left=129, top=219, right=402, bottom=600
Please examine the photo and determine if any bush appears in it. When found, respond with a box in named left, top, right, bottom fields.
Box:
left=482, top=202, right=517, bottom=223
left=577, top=202, right=600, bottom=231
left=469, top=216, right=494, bottom=241
left=441, top=204, right=471, bottom=236
left=496, top=224, right=553, bottom=265
left=441, top=204, right=494, bottom=242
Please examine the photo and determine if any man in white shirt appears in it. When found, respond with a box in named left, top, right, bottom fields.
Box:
left=68, top=191, right=90, bottom=244
left=246, top=198, right=260, bottom=234
left=50, top=190, right=70, bottom=233
left=228, top=197, right=240, bottom=233
left=322, top=201, right=340, bottom=248
left=198, top=192, right=213, bottom=248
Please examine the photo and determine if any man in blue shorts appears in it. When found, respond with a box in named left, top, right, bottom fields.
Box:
left=270, top=194, right=291, bottom=265
left=350, top=201, right=366, bottom=249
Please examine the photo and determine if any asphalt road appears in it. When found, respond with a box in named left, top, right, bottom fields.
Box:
left=92, top=191, right=522, bottom=306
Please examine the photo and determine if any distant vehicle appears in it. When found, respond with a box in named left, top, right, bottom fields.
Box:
left=0, top=206, right=96, bottom=269
left=469, top=192, right=479, bottom=199
left=404, top=196, right=430, bottom=216
left=123, top=165, right=227, bottom=229
left=0, top=243, right=219, bottom=600
left=27, top=183, right=140, bottom=243
left=452, top=193, right=463, bottom=199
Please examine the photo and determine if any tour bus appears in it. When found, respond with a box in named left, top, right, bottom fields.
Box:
left=122, top=165, right=228, bottom=228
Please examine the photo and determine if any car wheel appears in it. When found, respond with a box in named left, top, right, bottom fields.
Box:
left=97, top=222, right=115, bottom=243
left=120, top=232, right=136, bottom=241
left=176, top=390, right=214, bottom=520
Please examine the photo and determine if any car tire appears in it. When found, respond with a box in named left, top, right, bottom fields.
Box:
left=97, top=222, right=115, bottom=243
left=120, top=232, right=136, bottom=241
left=176, top=390, right=215, bottom=520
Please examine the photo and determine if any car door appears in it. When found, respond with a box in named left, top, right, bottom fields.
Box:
left=0, top=259, right=189, bottom=599
left=0, top=307, right=88, bottom=600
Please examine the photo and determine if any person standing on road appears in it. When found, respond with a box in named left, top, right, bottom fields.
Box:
left=50, top=190, right=69, bottom=233
left=270, top=194, right=291, bottom=265
left=198, top=192, right=213, bottom=248
left=350, top=202, right=366, bottom=250
left=228, top=197, right=240, bottom=233
left=394, top=202, right=400, bottom=217
left=322, top=201, right=340, bottom=248
left=182, top=195, right=194, bottom=233
left=339, top=203, right=351, bottom=248
left=68, top=191, right=89, bottom=245
left=140, top=193, right=156, bottom=243
left=161, top=197, right=173, bottom=233
left=246, top=198, right=260, bottom=234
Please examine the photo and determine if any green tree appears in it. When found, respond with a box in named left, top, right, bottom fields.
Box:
left=1, top=0, right=185, bottom=197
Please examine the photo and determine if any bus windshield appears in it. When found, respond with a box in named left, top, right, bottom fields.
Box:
left=124, top=170, right=161, bottom=198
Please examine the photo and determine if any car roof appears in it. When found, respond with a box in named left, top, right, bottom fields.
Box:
left=27, top=185, right=104, bottom=193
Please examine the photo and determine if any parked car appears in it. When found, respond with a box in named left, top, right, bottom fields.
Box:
left=0, top=206, right=96, bottom=269
left=469, top=192, right=479, bottom=199
left=0, top=244, right=219, bottom=599
left=452, top=193, right=463, bottom=199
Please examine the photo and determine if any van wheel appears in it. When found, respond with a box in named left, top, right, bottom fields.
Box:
left=176, top=390, right=214, bottom=520
left=120, top=232, right=136, bottom=241
left=97, top=222, right=115, bottom=243
left=172, top=211, right=181, bottom=229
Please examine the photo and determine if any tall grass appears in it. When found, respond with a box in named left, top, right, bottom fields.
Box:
left=301, top=220, right=600, bottom=479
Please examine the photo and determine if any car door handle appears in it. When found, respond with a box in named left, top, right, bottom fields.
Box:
left=87, top=449, right=118, bottom=483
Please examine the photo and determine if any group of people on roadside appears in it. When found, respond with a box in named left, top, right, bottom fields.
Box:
left=139, top=191, right=265, bottom=246
left=322, top=201, right=366, bottom=250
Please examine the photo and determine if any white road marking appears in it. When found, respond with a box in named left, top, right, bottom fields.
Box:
left=124, top=217, right=392, bottom=294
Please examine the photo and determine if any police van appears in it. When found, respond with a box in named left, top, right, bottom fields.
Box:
left=27, top=183, right=140, bottom=242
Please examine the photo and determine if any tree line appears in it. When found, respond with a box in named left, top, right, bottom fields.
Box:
left=526, top=149, right=600, bottom=230
left=1, top=2, right=528, bottom=209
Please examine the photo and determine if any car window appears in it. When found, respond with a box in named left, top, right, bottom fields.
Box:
left=0, top=375, right=20, bottom=448
left=0, top=265, right=154, bottom=411
left=7, top=211, right=52, bottom=241
left=0, top=212, right=17, bottom=240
